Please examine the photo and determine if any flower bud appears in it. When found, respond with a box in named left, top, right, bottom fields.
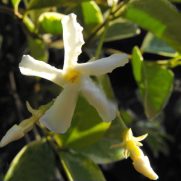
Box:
left=133, top=155, right=159, bottom=180
left=0, top=125, right=24, bottom=147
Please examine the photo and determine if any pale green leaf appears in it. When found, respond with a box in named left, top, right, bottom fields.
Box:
left=38, top=12, right=63, bottom=35
left=60, top=151, right=106, bottom=181
left=131, top=46, right=143, bottom=83
left=5, top=140, right=56, bottom=181
left=81, top=1, right=103, bottom=33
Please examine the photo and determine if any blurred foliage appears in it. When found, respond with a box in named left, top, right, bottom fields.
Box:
left=0, top=0, right=181, bottom=180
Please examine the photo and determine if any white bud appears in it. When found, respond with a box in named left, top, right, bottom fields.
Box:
left=107, top=0, right=118, bottom=7
left=0, top=125, right=24, bottom=147
left=133, top=155, right=159, bottom=180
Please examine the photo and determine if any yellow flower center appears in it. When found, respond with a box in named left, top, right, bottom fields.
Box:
left=63, top=68, right=80, bottom=83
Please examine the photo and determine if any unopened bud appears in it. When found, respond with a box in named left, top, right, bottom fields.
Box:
left=133, top=155, right=159, bottom=180
left=0, top=125, right=24, bottom=147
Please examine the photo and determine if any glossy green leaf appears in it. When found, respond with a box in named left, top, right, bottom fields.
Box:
left=38, top=12, right=63, bottom=35
left=75, top=117, right=128, bottom=164
left=123, top=0, right=181, bottom=53
left=142, top=33, right=177, bottom=57
left=131, top=46, right=143, bottom=83
left=4, top=140, right=56, bottom=181
left=11, top=0, right=21, bottom=12
left=81, top=1, right=103, bottom=32
left=57, top=96, right=111, bottom=149
left=60, top=151, right=106, bottom=181
left=131, top=47, right=174, bottom=118
left=141, top=63, right=174, bottom=118
left=105, top=19, right=140, bottom=42
left=28, top=37, right=48, bottom=61
left=77, top=137, right=124, bottom=164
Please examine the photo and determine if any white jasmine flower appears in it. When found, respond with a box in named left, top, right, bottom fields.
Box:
left=19, top=13, right=128, bottom=133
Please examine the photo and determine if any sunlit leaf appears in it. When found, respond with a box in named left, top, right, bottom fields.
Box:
left=4, top=140, right=57, bottom=181
left=131, top=46, right=143, bottom=84
left=141, top=62, right=174, bottom=118
left=57, top=96, right=111, bottom=149
left=123, top=0, right=181, bottom=53
left=131, top=47, right=174, bottom=118
left=60, top=151, right=106, bottom=181
left=81, top=1, right=103, bottom=33
left=105, top=19, right=140, bottom=42
left=141, top=33, right=177, bottom=57
left=38, top=12, right=63, bottom=35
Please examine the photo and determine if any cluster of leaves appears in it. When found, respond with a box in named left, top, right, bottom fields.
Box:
left=1, top=0, right=181, bottom=180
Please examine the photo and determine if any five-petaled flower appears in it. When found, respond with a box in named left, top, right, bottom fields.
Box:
left=19, top=13, right=128, bottom=133
left=112, top=128, right=158, bottom=180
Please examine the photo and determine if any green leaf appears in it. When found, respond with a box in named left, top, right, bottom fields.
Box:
left=105, top=18, right=140, bottom=42
left=131, top=46, right=143, bottom=83
left=141, top=33, right=177, bottom=57
left=60, top=151, right=106, bottom=181
left=57, top=96, right=111, bottom=149
left=5, top=140, right=56, bottom=181
left=28, top=0, right=89, bottom=10
left=81, top=1, right=103, bottom=33
left=123, top=0, right=181, bottom=53
left=11, top=0, right=21, bottom=12
left=27, top=37, right=48, bottom=61
left=38, top=12, right=63, bottom=35
left=141, top=63, right=174, bottom=118
left=131, top=47, right=174, bottom=118
left=77, top=137, right=124, bottom=164
left=75, top=117, right=128, bottom=164
left=169, top=0, right=181, bottom=2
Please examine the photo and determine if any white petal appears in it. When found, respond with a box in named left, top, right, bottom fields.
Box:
left=133, top=156, right=159, bottom=180
left=0, top=125, right=24, bottom=147
left=75, top=54, right=128, bottom=76
left=62, top=13, right=84, bottom=70
left=40, top=84, right=79, bottom=133
left=19, top=55, right=65, bottom=86
left=81, top=77, right=117, bottom=121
